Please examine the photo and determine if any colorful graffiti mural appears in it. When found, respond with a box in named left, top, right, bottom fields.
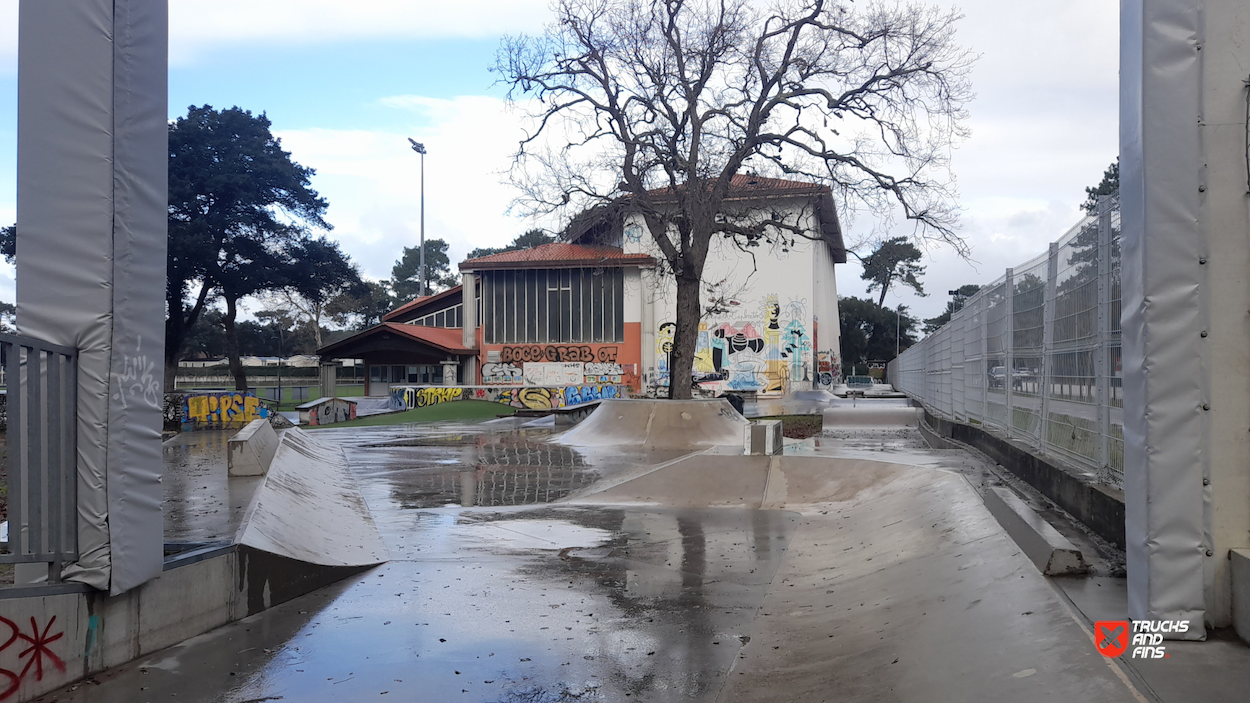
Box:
left=181, top=391, right=267, bottom=431
left=0, top=615, right=65, bottom=700
left=500, top=344, right=619, bottom=364
left=389, top=384, right=625, bottom=412
left=654, top=293, right=815, bottom=395
left=481, top=362, right=524, bottom=385
left=816, top=350, right=842, bottom=387
left=305, top=398, right=357, bottom=426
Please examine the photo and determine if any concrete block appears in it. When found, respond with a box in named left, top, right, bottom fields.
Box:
left=137, top=554, right=237, bottom=656
left=1233, top=549, right=1250, bottom=645
left=227, top=418, right=279, bottom=477
left=744, top=420, right=783, bottom=456
left=983, top=486, right=1087, bottom=575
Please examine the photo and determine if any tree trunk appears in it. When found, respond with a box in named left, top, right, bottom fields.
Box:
left=222, top=293, right=248, bottom=391
left=163, top=282, right=212, bottom=391
left=668, top=272, right=702, bottom=400
left=877, top=283, right=889, bottom=307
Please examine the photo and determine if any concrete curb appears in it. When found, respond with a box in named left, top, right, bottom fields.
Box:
left=983, top=486, right=1087, bottom=575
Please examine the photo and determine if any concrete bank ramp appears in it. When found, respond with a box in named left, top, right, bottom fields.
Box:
left=555, top=398, right=748, bottom=449
left=236, top=428, right=389, bottom=566
left=573, top=453, right=910, bottom=508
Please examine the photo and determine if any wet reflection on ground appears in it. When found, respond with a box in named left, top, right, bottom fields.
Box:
left=162, top=431, right=261, bottom=542
left=42, top=504, right=798, bottom=703
left=314, top=422, right=692, bottom=511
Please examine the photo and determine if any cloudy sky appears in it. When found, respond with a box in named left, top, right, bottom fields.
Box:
left=0, top=0, right=1118, bottom=323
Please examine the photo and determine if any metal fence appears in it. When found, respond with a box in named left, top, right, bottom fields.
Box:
left=1, top=333, right=79, bottom=576
left=891, top=196, right=1124, bottom=488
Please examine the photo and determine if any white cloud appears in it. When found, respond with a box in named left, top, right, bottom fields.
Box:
left=167, top=0, right=550, bottom=65
left=0, top=1, right=551, bottom=72
left=275, top=94, right=540, bottom=282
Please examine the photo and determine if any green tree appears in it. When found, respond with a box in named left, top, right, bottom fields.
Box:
left=497, top=0, right=972, bottom=398
left=274, top=236, right=362, bottom=349
left=923, top=284, right=981, bottom=333
left=0, top=224, right=13, bottom=264
left=327, top=280, right=397, bottom=330
left=466, top=228, right=555, bottom=260
left=168, top=105, right=330, bottom=391
left=839, top=297, right=917, bottom=375
left=859, top=237, right=928, bottom=306
left=1081, top=158, right=1119, bottom=214
left=391, top=238, right=458, bottom=300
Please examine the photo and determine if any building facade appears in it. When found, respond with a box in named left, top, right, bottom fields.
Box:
left=319, top=176, right=845, bottom=397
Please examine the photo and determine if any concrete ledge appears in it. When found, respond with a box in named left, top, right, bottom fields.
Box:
left=0, top=541, right=372, bottom=701
left=1233, top=549, right=1250, bottom=645
left=227, top=418, right=279, bottom=476
left=922, top=408, right=1126, bottom=549
left=744, top=420, right=783, bottom=455
left=984, top=487, right=1087, bottom=575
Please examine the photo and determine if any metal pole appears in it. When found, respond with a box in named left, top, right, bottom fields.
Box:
left=896, top=304, right=901, bottom=358
left=408, top=138, right=428, bottom=297
left=420, top=148, right=426, bottom=297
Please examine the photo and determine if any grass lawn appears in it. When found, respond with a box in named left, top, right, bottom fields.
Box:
left=755, top=414, right=824, bottom=439
left=320, top=400, right=516, bottom=427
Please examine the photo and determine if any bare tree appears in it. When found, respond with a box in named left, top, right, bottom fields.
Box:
left=497, top=0, right=972, bottom=398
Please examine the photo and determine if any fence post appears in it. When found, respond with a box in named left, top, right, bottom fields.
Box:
left=1004, top=268, right=1014, bottom=439
left=1096, top=196, right=1112, bottom=480
left=1041, top=243, right=1057, bottom=451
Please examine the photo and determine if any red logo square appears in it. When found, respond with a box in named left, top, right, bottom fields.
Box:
left=1095, top=620, right=1129, bottom=658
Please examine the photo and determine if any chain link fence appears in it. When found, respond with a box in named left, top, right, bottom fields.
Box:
left=891, top=196, right=1124, bottom=488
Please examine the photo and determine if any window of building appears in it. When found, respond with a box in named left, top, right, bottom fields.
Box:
left=481, top=267, right=625, bottom=344
left=412, top=303, right=464, bottom=328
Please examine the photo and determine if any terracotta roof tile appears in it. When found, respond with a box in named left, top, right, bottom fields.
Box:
left=317, top=321, right=474, bottom=357
left=460, top=242, right=654, bottom=271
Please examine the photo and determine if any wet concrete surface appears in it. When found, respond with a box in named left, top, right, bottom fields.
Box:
left=40, top=506, right=799, bottom=703
left=93, top=400, right=1162, bottom=702
left=162, top=431, right=262, bottom=543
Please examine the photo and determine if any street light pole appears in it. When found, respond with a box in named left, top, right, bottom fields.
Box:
left=408, top=138, right=427, bottom=297
left=896, top=304, right=902, bottom=359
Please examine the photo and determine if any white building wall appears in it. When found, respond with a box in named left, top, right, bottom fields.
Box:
left=626, top=201, right=836, bottom=395
left=812, top=233, right=842, bottom=387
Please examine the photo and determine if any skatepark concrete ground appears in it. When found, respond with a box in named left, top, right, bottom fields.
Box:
left=46, top=397, right=1249, bottom=702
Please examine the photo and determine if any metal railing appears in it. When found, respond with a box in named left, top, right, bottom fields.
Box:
left=1, top=333, right=79, bottom=576
left=891, top=196, right=1123, bottom=488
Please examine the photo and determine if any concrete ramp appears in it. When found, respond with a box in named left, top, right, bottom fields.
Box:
left=236, top=428, right=389, bottom=566
left=574, top=453, right=909, bottom=508
left=556, top=398, right=748, bottom=449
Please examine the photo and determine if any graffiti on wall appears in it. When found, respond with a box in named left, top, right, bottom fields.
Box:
left=816, top=350, right=842, bottom=387
left=307, top=398, right=357, bottom=426
left=522, top=362, right=584, bottom=387
left=652, top=293, right=814, bottom=395
left=501, top=345, right=619, bottom=364
left=392, top=386, right=467, bottom=410
left=481, top=362, right=524, bottom=385
left=182, top=392, right=267, bottom=430
left=390, top=384, right=625, bottom=412
left=0, top=615, right=65, bottom=699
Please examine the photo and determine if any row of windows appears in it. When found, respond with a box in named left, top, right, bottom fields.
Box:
left=482, top=267, right=625, bottom=344
left=412, top=302, right=465, bottom=329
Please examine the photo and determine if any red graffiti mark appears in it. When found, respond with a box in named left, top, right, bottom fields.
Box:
left=0, top=615, right=65, bottom=699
